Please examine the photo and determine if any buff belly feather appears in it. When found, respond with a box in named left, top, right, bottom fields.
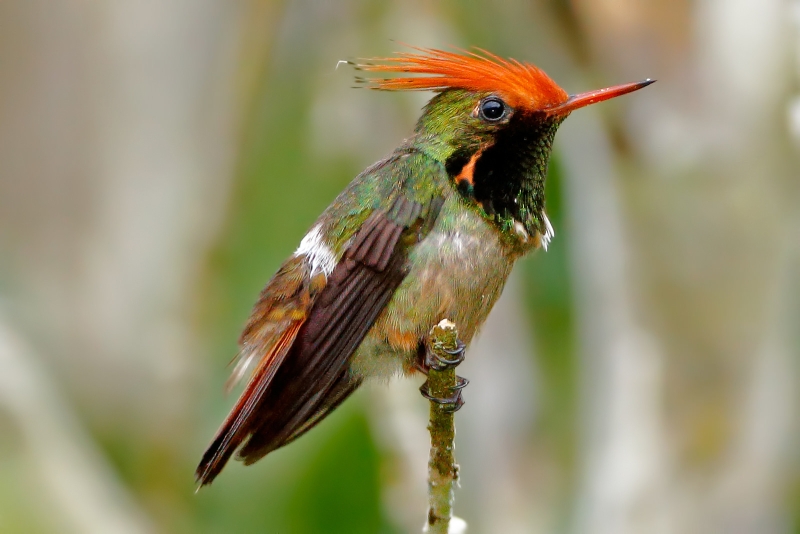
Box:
left=348, top=203, right=516, bottom=381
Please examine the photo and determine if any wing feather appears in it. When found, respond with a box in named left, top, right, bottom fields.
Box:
left=196, top=320, right=303, bottom=484
left=197, top=152, right=446, bottom=486
left=236, top=211, right=411, bottom=462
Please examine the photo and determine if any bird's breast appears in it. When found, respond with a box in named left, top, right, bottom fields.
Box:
left=349, top=201, right=516, bottom=380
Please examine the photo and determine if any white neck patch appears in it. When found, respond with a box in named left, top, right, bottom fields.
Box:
left=541, top=212, right=555, bottom=251
left=294, top=224, right=337, bottom=277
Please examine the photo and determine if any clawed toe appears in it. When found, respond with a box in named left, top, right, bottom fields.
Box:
left=426, top=340, right=466, bottom=370
left=419, top=329, right=468, bottom=411
left=420, top=376, right=469, bottom=412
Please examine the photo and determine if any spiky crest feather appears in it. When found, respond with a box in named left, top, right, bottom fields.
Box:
left=357, top=47, right=568, bottom=111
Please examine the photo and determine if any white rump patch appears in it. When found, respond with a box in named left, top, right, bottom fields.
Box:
left=295, top=224, right=337, bottom=277
left=541, top=212, right=555, bottom=251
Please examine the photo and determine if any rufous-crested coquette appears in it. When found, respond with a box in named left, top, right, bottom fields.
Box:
left=196, top=46, right=653, bottom=486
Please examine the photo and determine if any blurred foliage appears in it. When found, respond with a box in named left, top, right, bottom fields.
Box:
left=0, top=0, right=798, bottom=533
left=523, top=158, right=579, bottom=478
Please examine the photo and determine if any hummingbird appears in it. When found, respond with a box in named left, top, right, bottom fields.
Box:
left=196, top=47, right=653, bottom=486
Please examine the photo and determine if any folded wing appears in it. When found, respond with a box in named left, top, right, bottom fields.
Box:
left=196, top=187, right=443, bottom=486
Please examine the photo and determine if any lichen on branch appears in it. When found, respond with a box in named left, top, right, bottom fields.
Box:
left=423, top=319, right=466, bottom=534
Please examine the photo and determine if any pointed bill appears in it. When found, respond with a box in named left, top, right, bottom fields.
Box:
left=543, top=79, right=655, bottom=117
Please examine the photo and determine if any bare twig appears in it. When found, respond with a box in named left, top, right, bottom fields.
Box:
left=424, top=319, right=466, bottom=534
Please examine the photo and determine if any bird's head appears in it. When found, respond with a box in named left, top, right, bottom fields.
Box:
left=357, top=47, right=653, bottom=249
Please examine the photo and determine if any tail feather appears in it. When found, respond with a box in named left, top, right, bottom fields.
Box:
left=238, top=371, right=362, bottom=464
left=195, top=321, right=301, bottom=486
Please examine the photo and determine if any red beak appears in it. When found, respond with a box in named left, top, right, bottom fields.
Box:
left=544, top=79, right=655, bottom=117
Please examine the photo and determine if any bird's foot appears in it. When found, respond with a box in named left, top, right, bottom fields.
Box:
left=425, top=339, right=466, bottom=371
left=416, top=324, right=468, bottom=411
left=419, top=376, right=469, bottom=413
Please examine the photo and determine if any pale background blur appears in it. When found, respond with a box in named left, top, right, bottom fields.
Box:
left=1, top=1, right=799, bottom=533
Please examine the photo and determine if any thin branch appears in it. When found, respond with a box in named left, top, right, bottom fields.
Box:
left=424, top=319, right=466, bottom=534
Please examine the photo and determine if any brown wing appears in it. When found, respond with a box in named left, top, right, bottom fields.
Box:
left=196, top=194, right=442, bottom=486
left=196, top=255, right=318, bottom=485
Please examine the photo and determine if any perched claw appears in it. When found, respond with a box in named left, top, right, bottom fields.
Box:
left=418, top=330, right=469, bottom=411
left=420, top=376, right=469, bottom=412
left=452, top=376, right=469, bottom=390
left=425, top=339, right=466, bottom=370
left=442, top=396, right=464, bottom=413
left=443, top=341, right=467, bottom=356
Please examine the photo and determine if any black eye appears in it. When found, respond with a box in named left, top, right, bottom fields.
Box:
left=479, top=97, right=506, bottom=121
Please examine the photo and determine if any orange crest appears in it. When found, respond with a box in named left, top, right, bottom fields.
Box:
left=357, top=46, right=569, bottom=111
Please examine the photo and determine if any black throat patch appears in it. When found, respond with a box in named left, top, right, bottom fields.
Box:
left=447, top=115, right=561, bottom=236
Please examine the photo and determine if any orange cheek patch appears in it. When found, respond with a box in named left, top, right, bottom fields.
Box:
left=455, top=149, right=482, bottom=186
left=387, top=329, right=418, bottom=351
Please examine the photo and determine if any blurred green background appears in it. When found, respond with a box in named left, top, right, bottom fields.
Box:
left=1, top=1, right=799, bottom=533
